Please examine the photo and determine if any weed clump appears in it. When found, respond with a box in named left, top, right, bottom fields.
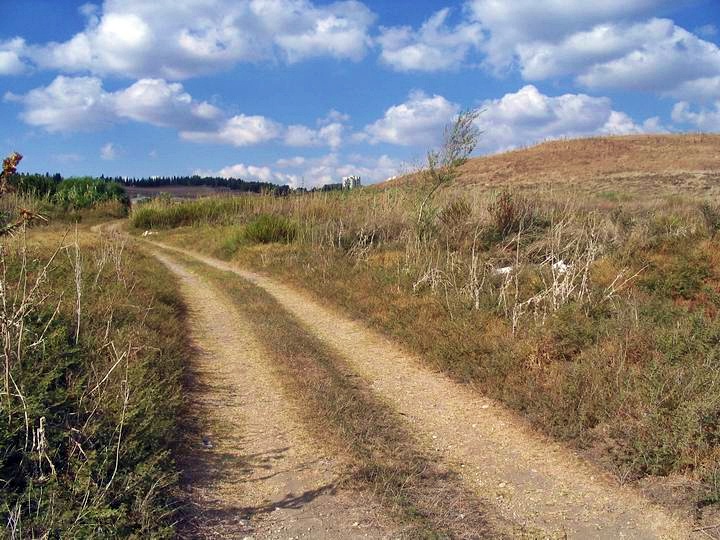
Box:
left=244, top=214, right=297, bottom=244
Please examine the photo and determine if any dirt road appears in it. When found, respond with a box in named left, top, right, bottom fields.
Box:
left=152, top=252, right=395, bottom=539
left=147, top=239, right=697, bottom=540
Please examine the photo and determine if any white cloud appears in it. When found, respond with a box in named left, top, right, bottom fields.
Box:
left=284, top=122, right=344, bottom=149
left=257, top=0, right=376, bottom=63
left=7, top=76, right=219, bottom=133
left=11, top=76, right=115, bottom=132
left=0, top=38, right=28, bottom=75
left=666, top=76, right=720, bottom=102
left=320, top=109, right=350, bottom=124
left=100, top=142, right=119, bottom=160
left=364, top=90, right=459, bottom=146
left=474, top=85, right=658, bottom=153
left=196, top=162, right=297, bottom=184
left=575, top=20, right=720, bottom=94
left=53, top=153, right=84, bottom=163
left=671, top=101, right=720, bottom=131
left=201, top=152, right=403, bottom=188
left=23, top=0, right=375, bottom=79
left=516, top=19, right=665, bottom=81
left=180, top=114, right=282, bottom=146
left=696, top=24, right=718, bottom=38
left=9, top=75, right=344, bottom=149
left=466, top=0, right=678, bottom=71
left=378, top=8, right=483, bottom=72
left=464, top=1, right=720, bottom=104
left=114, top=78, right=223, bottom=129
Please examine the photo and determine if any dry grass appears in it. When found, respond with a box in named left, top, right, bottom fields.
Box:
left=384, top=133, right=720, bottom=199
left=131, top=134, right=720, bottom=519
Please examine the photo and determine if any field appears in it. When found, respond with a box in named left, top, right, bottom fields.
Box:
left=124, top=185, right=238, bottom=200
left=130, top=134, right=720, bottom=535
left=4, top=133, right=720, bottom=538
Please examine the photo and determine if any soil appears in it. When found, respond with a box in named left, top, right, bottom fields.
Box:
left=151, top=251, right=396, bottom=539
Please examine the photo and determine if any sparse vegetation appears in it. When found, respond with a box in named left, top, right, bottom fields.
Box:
left=136, top=162, right=720, bottom=509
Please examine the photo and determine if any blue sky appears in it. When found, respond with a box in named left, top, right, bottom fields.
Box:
left=1, top=0, right=719, bottom=186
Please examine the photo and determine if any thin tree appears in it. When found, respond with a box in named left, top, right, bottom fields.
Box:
left=416, top=108, right=482, bottom=229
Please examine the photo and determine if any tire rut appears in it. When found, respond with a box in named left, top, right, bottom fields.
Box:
left=152, top=251, right=395, bottom=539
left=149, top=240, right=697, bottom=540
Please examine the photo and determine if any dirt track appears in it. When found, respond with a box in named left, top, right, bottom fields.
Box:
left=152, top=252, right=394, bottom=539
left=146, top=238, right=698, bottom=540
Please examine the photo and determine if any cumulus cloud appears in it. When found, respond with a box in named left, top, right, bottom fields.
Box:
left=474, top=85, right=658, bottom=153
left=666, top=76, right=720, bottom=103
left=180, top=114, right=282, bottom=146
left=466, top=0, right=678, bottom=71
left=276, top=153, right=402, bottom=185
left=282, top=109, right=351, bottom=148
left=515, top=18, right=720, bottom=98
left=465, top=1, right=719, bottom=103
left=8, top=76, right=115, bottom=132
left=195, top=162, right=298, bottom=184
left=114, top=78, right=223, bottom=129
left=21, top=0, right=375, bottom=79
left=200, top=152, right=403, bottom=188
left=8, top=76, right=345, bottom=149
left=378, top=8, right=483, bottom=72
left=363, top=90, right=459, bottom=146
left=0, top=38, right=29, bottom=75
left=695, top=24, right=718, bottom=38
left=671, top=101, right=720, bottom=131
left=575, top=20, right=720, bottom=95
left=5, top=76, right=219, bottom=133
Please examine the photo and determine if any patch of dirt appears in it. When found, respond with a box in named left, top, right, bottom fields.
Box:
left=151, top=252, right=395, bottom=539
left=150, top=240, right=700, bottom=540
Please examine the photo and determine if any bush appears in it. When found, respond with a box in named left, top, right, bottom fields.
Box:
left=488, top=189, right=541, bottom=238
left=700, top=202, right=720, bottom=238
left=244, top=214, right=297, bottom=244
left=52, top=178, right=128, bottom=209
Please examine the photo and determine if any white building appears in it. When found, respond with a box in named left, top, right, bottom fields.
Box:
left=342, top=175, right=362, bottom=190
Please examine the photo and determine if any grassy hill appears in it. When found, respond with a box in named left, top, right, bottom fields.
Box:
left=383, top=133, right=720, bottom=198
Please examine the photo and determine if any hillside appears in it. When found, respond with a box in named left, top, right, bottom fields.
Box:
left=383, top=133, right=720, bottom=197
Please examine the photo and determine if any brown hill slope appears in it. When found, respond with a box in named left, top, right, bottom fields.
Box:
left=383, top=133, right=720, bottom=197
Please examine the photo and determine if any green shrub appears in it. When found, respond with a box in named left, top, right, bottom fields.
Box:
left=244, top=214, right=297, bottom=244
left=52, top=178, right=128, bottom=209
left=0, top=235, right=187, bottom=537
left=130, top=196, right=250, bottom=229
